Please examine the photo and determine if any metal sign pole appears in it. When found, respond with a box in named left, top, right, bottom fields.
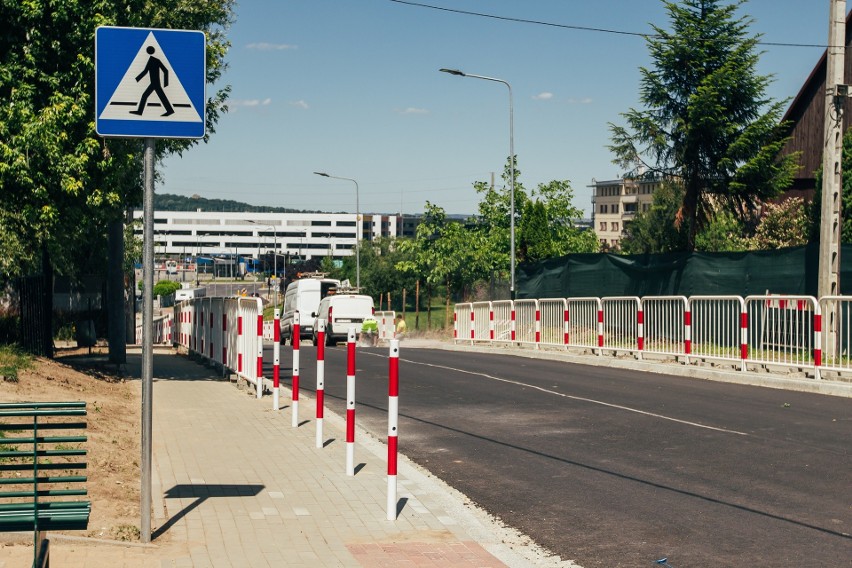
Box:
left=141, top=137, right=155, bottom=543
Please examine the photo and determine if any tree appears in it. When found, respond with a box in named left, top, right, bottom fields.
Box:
left=751, top=198, right=810, bottom=249
left=620, top=182, right=689, bottom=254
left=694, top=208, right=749, bottom=252
left=0, top=1, right=233, bottom=280
left=811, top=126, right=852, bottom=243
left=608, top=0, right=799, bottom=250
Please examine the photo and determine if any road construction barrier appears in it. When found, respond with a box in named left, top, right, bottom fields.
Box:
left=454, top=293, right=845, bottom=381
left=136, top=313, right=173, bottom=345
left=375, top=311, right=396, bottom=341
left=174, top=296, right=265, bottom=395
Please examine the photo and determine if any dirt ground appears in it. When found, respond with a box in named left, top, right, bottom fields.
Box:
left=1, top=346, right=144, bottom=542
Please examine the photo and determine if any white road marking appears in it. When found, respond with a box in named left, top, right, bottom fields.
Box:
left=398, top=357, right=750, bottom=436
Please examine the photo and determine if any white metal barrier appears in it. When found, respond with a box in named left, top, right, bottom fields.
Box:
left=745, top=295, right=819, bottom=379
left=135, top=313, right=173, bottom=345
left=471, top=302, right=492, bottom=343
left=688, top=296, right=746, bottom=370
left=375, top=311, right=396, bottom=341
left=454, top=303, right=473, bottom=342
left=175, top=296, right=265, bottom=396
left=453, top=294, right=851, bottom=381
left=566, top=297, right=602, bottom=353
left=818, top=296, right=852, bottom=374
left=641, top=296, right=688, bottom=361
left=513, top=299, right=539, bottom=347
left=600, top=297, right=641, bottom=358
left=492, top=300, right=514, bottom=343
left=538, top=298, right=567, bottom=348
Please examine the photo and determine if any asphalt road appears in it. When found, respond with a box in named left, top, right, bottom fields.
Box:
left=264, top=343, right=852, bottom=568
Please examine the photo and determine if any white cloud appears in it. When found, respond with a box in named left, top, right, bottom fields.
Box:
left=230, top=98, right=272, bottom=108
left=246, top=42, right=297, bottom=51
left=533, top=92, right=554, bottom=101
left=396, top=107, right=429, bottom=115
left=228, top=99, right=273, bottom=112
left=290, top=100, right=309, bottom=110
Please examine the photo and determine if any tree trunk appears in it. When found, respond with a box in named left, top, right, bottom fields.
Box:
left=108, top=217, right=127, bottom=363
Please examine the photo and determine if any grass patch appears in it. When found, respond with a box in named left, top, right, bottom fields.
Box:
left=0, top=345, right=32, bottom=383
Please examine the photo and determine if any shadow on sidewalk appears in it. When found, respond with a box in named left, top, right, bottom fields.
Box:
left=153, top=483, right=265, bottom=540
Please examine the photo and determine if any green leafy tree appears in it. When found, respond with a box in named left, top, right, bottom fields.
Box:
left=750, top=197, right=810, bottom=249
left=0, top=1, right=234, bottom=282
left=152, top=280, right=181, bottom=298
left=811, top=126, right=852, bottom=243
left=694, top=209, right=749, bottom=252
left=608, top=0, right=799, bottom=250
left=620, top=182, right=689, bottom=254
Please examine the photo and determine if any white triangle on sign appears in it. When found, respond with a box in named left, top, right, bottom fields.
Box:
left=99, top=32, right=202, bottom=123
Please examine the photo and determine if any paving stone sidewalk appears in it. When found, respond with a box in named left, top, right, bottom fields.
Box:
left=2, top=348, right=571, bottom=568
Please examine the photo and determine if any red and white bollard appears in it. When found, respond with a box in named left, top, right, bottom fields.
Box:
left=273, top=309, right=281, bottom=410
left=387, top=339, right=400, bottom=520
left=292, top=312, right=300, bottom=427
left=315, top=319, right=326, bottom=448
left=346, top=326, right=357, bottom=476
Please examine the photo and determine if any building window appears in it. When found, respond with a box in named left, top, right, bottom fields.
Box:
left=600, top=204, right=607, bottom=214
left=599, top=222, right=607, bottom=231
left=611, top=222, right=619, bottom=232
left=624, top=203, right=637, bottom=213
left=612, top=203, right=619, bottom=214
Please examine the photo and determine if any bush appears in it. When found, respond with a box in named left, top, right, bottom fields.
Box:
left=153, top=280, right=181, bottom=297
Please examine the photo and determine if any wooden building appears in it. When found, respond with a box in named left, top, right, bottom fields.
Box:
left=780, top=11, right=852, bottom=195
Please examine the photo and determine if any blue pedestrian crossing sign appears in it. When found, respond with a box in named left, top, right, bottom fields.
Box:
left=96, top=26, right=206, bottom=139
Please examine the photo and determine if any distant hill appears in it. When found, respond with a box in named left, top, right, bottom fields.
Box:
left=150, top=193, right=325, bottom=213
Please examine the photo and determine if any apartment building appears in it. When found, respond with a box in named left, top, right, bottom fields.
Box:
left=588, top=169, right=663, bottom=249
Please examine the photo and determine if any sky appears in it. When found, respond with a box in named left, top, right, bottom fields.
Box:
left=159, top=0, right=844, bottom=217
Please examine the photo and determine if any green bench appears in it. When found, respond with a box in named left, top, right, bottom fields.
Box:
left=0, top=401, right=90, bottom=567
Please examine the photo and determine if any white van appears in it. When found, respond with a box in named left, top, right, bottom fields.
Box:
left=312, top=294, right=375, bottom=345
left=280, top=277, right=340, bottom=343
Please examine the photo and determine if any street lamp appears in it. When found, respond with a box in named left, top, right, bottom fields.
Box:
left=247, top=220, right=278, bottom=305
left=440, top=67, right=516, bottom=299
left=314, top=172, right=360, bottom=289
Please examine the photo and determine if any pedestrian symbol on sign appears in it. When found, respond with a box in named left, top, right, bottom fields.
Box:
left=130, top=46, right=174, bottom=117
left=98, top=31, right=202, bottom=124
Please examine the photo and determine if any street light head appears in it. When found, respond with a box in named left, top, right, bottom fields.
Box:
left=439, top=68, right=466, bottom=77
left=313, top=171, right=330, bottom=177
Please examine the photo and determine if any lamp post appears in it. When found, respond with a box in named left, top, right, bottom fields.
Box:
left=314, top=172, right=360, bottom=289
left=440, top=68, right=516, bottom=299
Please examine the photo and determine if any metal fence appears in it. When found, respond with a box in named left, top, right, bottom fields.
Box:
left=454, top=294, right=847, bottom=381
left=174, top=296, right=265, bottom=396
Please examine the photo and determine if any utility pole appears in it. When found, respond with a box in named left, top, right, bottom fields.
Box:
left=819, top=0, right=846, bottom=356
left=820, top=0, right=846, bottom=299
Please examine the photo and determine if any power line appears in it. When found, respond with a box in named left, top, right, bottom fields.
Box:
left=387, top=0, right=835, bottom=49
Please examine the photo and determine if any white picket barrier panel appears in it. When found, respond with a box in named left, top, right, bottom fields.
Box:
left=375, top=311, right=396, bottom=341
left=688, top=296, right=746, bottom=370
left=641, top=296, right=689, bottom=361
left=600, top=297, right=641, bottom=358
left=492, top=300, right=514, bottom=343
left=539, top=298, right=567, bottom=348
left=262, top=319, right=276, bottom=341
left=745, top=295, right=819, bottom=378
left=454, top=303, right=473, bottom=343
left=173, top=296, right=265, bottom=395
left=818, top=296, right=852, bottom=374
left=135, top=313, right=173, bottom=345
left=513, top=299, right=539, bottom=347
left=449, top=294, right=852, bottom=381
left=564, top=297, right=602, bottom=354
left=471, top=302, right=492, bottom=343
